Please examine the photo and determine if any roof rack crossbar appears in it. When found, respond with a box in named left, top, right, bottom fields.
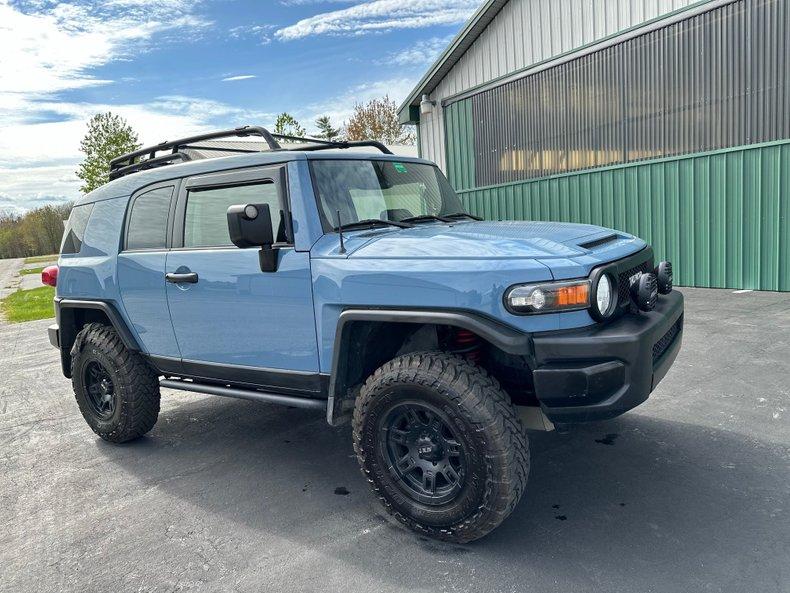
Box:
left=106, top=125, right=397, bottom=181
left=180, top=144, right=261, bottom=155
left=109, top=126, right=281, bottom=171
left=109, top=152, right=193, bottom=181
left=272, top=133, right=394, bottom=155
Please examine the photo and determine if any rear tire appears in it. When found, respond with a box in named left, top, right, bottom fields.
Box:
left=352, top=352, right=530, bottom=543
left=71, top=323, right=160, bottom=443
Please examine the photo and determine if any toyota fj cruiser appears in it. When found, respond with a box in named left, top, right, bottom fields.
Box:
left=45, top=126, right=683, bottom=543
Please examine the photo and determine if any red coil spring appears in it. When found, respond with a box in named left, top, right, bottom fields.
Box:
left=451, top=329, right=482, bottom=363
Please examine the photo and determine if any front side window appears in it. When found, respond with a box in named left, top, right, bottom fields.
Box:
left=310, top=159, right=466, bottom=229
left=61, top=203, right=94, bottom=254
left=184, top=182, right=285, bottom=248
left=126, top=186, right=173, bottom=250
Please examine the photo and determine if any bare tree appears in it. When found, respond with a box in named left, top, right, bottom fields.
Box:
left=344, top=96, right=415, bottom=145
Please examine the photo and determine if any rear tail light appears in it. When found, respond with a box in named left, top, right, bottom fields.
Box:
left=42, top=265, right=58, bottom=287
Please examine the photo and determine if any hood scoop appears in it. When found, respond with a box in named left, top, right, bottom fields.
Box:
left=578, top=233, right=618, bottom=250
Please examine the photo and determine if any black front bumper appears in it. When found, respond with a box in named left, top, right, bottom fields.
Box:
left=532, top=291, right=684, bottom=423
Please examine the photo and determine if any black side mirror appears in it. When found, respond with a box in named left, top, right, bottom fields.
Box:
left=227, top=203, right=278, bottom=272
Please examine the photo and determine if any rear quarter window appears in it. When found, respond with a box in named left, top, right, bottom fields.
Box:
left=125, top=186, right=174, bottom=250
left=60, top=203, right=94, bottom=254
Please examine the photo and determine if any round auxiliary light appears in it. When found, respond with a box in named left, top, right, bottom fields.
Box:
left=595, top=274, right=614, bottom=317
left=631, top=273, right=658, bottom=312
left=243, top=204, right=259, bottom=220
left=655, top=261, right=673, bottom=294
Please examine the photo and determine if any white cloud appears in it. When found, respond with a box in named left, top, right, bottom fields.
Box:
left=222, top=75, right=258, bottom=82
left=275, top=0, right=478, bottom=40
left=0, top=1, right=209, bottom=97
left=279, top=0, right=357, bottom=5
left=228, top=23, right=274, bottom=45
left=381, top=34, right=455, bottom=66
left=0, top=96, right=278, bottom=209
left=302, top=77, right=417, bottom=127
left=0, top=0, right=215, bottom=211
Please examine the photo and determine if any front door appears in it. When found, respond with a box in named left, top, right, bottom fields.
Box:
left=165, top=165, right=320, bottom=391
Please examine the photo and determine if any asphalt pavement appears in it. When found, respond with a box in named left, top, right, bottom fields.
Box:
left=1, top=255, right=788, bottom=593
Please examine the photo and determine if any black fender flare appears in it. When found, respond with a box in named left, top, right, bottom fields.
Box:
left=326, top=308, right=531, bottom=425
left=55, top=298, right=141, bottom=377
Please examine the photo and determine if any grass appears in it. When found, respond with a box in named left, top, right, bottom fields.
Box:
left=1, top=286, right=56, bottom=323
left=20, top=266, right=45, bottom=275
left=24, top=254, right=58, bottom=264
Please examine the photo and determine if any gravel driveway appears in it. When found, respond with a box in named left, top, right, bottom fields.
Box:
left=0, top=258, right=22, bottom=300
left=0, top=275, right=788, bottom=593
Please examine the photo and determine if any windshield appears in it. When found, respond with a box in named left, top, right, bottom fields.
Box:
left=310, top=159, right=467, bottom=230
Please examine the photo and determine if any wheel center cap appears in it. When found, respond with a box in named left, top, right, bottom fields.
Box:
left=416, top=434, right=442, bottom=462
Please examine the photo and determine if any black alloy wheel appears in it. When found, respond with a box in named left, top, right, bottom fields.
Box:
left=71, top=323, right=160, bottom=443
left=353, top=351, right=530, bottom=543
left=83, top=360, right=116, bottom=420
left=379, top=401, right=467, bottom=506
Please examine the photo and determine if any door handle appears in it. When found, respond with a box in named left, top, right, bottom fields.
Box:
left=165, top=272, right=199, bottom=284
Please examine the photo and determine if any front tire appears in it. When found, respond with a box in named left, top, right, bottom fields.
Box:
left=352, top=352, right=530, bottom=543
left=71, top=323, right=160, bottom=443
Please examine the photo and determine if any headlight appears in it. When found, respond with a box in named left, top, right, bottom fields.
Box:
left=592, top=273, right=615, bottom=318
left=505, top=280, right=590, bottom=314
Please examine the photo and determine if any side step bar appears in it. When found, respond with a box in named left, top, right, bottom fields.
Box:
left=160, top=379, right=326, bottom=411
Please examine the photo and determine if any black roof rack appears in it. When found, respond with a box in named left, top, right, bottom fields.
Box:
left=108, top=125, right=394, bottom=181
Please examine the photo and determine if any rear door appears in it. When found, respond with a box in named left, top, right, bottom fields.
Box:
left=165, top=165, right=320, bottom=390
left=117, top=181, right=181, bottom=360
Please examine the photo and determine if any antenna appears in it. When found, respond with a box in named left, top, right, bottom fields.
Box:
left=336, top=210, right=347, bottom=255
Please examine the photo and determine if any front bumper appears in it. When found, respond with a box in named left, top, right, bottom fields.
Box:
left=531, top=290, right=684, bottom=423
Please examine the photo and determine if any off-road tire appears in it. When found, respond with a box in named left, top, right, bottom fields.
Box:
left=352, top=351, right=530, bottom=543
left=71, top=323, right=160, bottom=443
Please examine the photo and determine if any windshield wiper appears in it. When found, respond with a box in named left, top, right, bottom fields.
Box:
left=333, top=218, right=414, bottom=232
left=400, top=214, right=453, bottom=224
left=443, top=212, right=483, bottom=221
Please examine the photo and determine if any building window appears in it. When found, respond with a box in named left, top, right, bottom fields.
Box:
left=456, top=0, right=789, bottom=188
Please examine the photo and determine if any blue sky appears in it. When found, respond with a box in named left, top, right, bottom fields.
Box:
left=0, top=0, right=479, bottom=213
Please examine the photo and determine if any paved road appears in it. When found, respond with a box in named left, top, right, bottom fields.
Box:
left=0, top=258, right=22, bottom=300
left=0, top=287, right=788, bottom=593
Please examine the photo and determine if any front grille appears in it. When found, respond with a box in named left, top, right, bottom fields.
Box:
left=617, top=260, right=653, bottom=306
left=652, top=315, right=683, bottom=364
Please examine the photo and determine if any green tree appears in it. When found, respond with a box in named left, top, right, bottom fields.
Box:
left=315, top=115, right=342, bottom=141
left=0, top=202, right=72, bottom=259
left=273, top=113, right=307, bottom=138
left=344, top=96, right=415, bottom=145
left=76, top=112, right=140, bottom=194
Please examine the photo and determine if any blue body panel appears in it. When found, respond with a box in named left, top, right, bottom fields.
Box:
left=309, top=222, right=644, bottom=372
left=117, top=252, right=181, bottom=357
left=58, top=151, right=647, bottom=379
left=165, top=247, right=319, bottom=372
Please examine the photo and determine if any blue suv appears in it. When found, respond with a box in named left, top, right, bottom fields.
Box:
left=47, top=126, right=683, bottom=542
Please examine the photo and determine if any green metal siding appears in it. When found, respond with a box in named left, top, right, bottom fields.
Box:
left=456, top=140, right=790, bottom=291
left=444, top=99, right=476, bottom=191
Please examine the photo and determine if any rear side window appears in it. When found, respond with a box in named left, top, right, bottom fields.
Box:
left=61, top=203, right=94, bottom=254
left=184, top=182, right=285, bottom=248
left=126, top=186, right=173, bottom=250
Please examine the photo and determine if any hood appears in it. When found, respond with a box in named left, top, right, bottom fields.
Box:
left=343, top=220, right=640, bottom=260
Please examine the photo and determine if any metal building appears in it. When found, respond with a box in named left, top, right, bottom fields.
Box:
left=399, top=0, right=789, bottom=291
